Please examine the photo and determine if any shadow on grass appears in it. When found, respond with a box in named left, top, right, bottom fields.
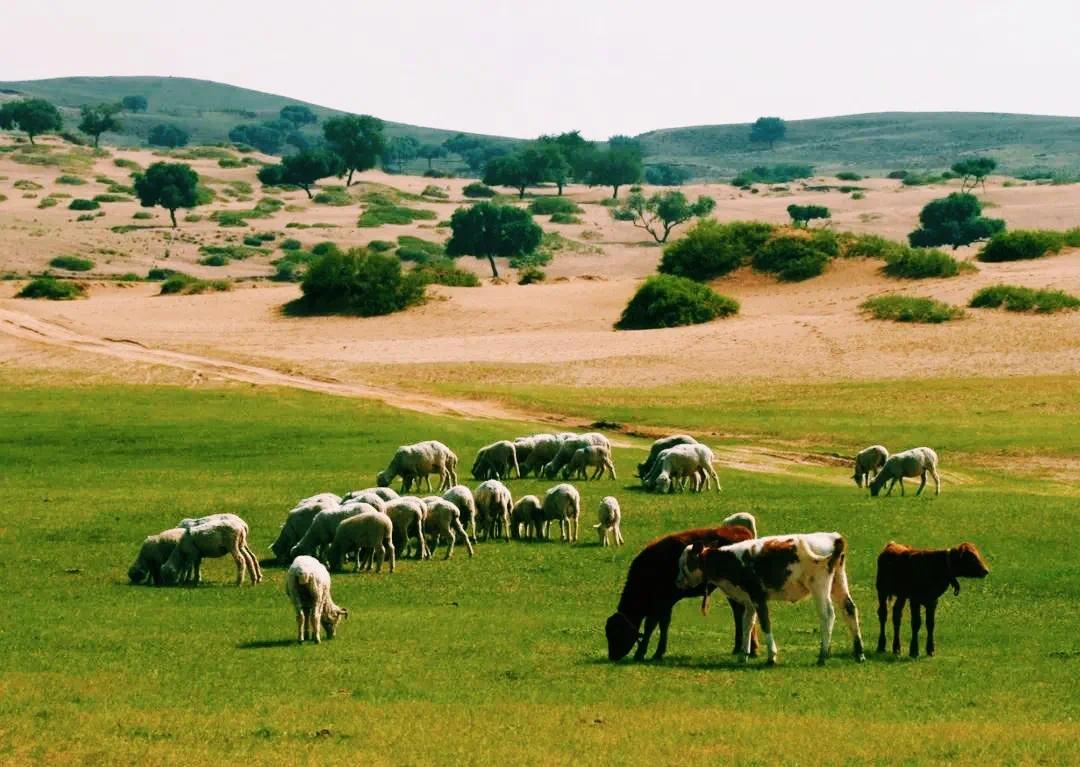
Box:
left=237, top=639, right=299, bottom=650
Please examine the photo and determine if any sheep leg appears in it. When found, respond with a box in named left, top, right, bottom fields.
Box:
left=899, top=477, right=906, bottom=496
left=454, top=518, right=475, bottom=557
left=635, top=615, right=658, bottom=661
left=885, top=477, right=896, bottom=496
left=924, top=600, right=937, bottom=656
left=296, top=609, right=306, bottom=643
left=443, top=526, right=455, bottom=560
left=375, top=544, right=384, bottom=574
left=231, top=548, right=246, bottom=586
left=312, top=598, right=323, bottom=644
left=916, top=472, right=927, bottom=496
left=931, top=466, right=941, bottom=495
left=387, top=541, right=396, bottom=573
left=892, top=597, right=906, bottom=654
left=652, top=608, right=673, bottom=661
left=615, top=523, right=624, bottom=546
left=245, top=545, right=263, bottom=584
left=908, top=601, right=922, bottom=657
left=607, top=460, right=617, bottom=481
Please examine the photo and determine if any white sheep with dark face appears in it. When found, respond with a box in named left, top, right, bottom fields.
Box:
left=537, top=484, right=582, bottom=543
left=285, top=556, right=348, bottom=643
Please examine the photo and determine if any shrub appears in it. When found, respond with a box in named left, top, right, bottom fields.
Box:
left=117, top=273, right=140, bottom=282
left=463, top=182, right=496, bottom=198
left=75, top=214, right=97, bottom=222
left=310, top=241, right=338, bottom=256
left=272, top=261, right=302, bottom=282
left=909, top=193, right=1004, bottom=249
left=528, top=197, right=582, bottom=216
left=509, top=251, right=552, bottom=269
left=423, top=169, right=448, bottom=178
left=92, top=193, right=129, bottom=203
left=851, top=191, right=865, bottom=200
left=1065, top=228, right=1080, bottom=247
left=411, top=258, right=480, bottom=287
left=357, top=204, right=437, bottom=227
left=13, top=180, right=43, bottom=190
left=549, top=212, right=582, bottom=224
left=287, top=248, right=425, bottom=316
left=56, top=175, right=85, bottom=185
left=147, top=268, right=178, bottom=281
left=313, top=189, right=352, bottom=206
left=280, top=238, right=302, bottom=251
left=243, top=235, right=263, bottom=246
left=969, top=284, right=1080, bottom=313
left=887, top=170, right=909, bottom=180
left=114, top=158, right=141, bottom=171
left=49, top=255, right=94, bottom=272
left=17, top=277, right=86, bottom=300
left=882, top=247, right=971, bottom=278
left=200, top=254, right=228, bottom=266
left=68, top=198, right=99, bottom=211
left=37, top=197, right=58, bottom=209
left=616, top=274, right=739, bottom=330
left=218, top=158, right=244, bottom=169
left=611, top=208, right=636, bottom=222
left=838, top=233, right=902, bottom=260
left=159, top=273, right=232, bottom=295
left=731, top=164, right=813, bottom=186
left=367, top=240, right=395, bottom=252
left=396, top=236, right=443, bottom=258
left=860, top=295, right=964, bottom=323
left=751, top=234, right=831, bottom=281
left=517, top=266, right=546, bottom=284
left=421, top=185, right=449, bottom=199
left=658, top=220, right=774, bottom=281
left=836, top=171, right=862, bottom=181
left=132, top=211, right=154, bottom=220
left=977, top=230, right=1065, bottom=262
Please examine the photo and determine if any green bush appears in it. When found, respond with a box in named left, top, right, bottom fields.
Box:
left=851, top=191, right=865, bottom=200
left=509, top=251, right=552, bottom=269
left=969, top=284, right=1080, bottom=313
left=313, top=190, right=352, bottom=206
left=752, top=234, right=829, bottom=281
left=887, top=170, right=909, bottom=180
left=528, top=197, right=582, bottom=216
left=75, top=214, right=98, bottom=222
left=517, top=266, right=546, bottom=284
left=367, top=240, right=395, bottom=252
left=838, top=233, right=904, bottom=260
left=280, top=238, right=302, bottom=251
left=200, top=244, right=264, bottom=261
left=411, top=259, right=480, bottom=287
left=132, top=211, right=153, bottom=220
left=199, top=254, right=228, bottom=266
left=13, top=180, right=43, bottom=190
left=56, top=175, right=86, bottom=185
left=272, top=261, right=301, bottom=282
left=217, top=158, right=244, bottom=169
left=1064, top=228, right=1080, bottom=247
left=357, top=204, right=437, bottom=227
left=286, top=248, right=425, bottom=316
left=37, top=197, right=58, bottom=209
left=882, top=247, right=970, bottom=278
left=424, top=169, right=448, bottom=178
left=463, top=182, right=496, bottom=198
left=616, top=274, right=739, bottom=330
left=310, top=242, right=338, bottom=256
left=836, top=171, right=862, bottom=181
left=68, top=198, right=99, bottom=211
left=49, top=255, right=94, bottom=272
left=977, top=230, right=1065, bottom=262
left=147, top=268, right=178, bottom=281
left=731, top=164, right=814, bottom=185
left=611, top=208, right=636, bottom=222
left=396, top=246, right=431, bottom=264
left=421, top=185, right=449, bottom=199
left=243, top=235, right=263, bottom=246
left=92, top=194, right=129, bottom=203
left=860, top=295, right=964, bottom=323
left=549, top=212, right=582, bottom=224
left=397, top=236, right=444, bottom=256
left=17, top=277, right=86, bottom=300
left=114, top=157, right=141, bottom=171
left=159, top=273, right=232, bottom=295
left=659, top=220, right=775, bottom=281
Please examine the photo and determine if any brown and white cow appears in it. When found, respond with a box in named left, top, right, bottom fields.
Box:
left=676, top=532, right=866, bottom=666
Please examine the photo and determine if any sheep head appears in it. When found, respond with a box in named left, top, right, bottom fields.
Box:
left=322, top=605, right=348, bottom=638
left=375, top=470, right=393, bottom=488
left=128, top=565, right=148, bottom=584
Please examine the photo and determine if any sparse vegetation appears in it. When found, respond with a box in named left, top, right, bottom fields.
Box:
left=49, top=255, right=94, bottom=272
left=882, top=247, right=973, bottom=279
left=732, top=164, right=813, bottom=186
left=616, top=274, right=738, bottom=330
left=411, top=258, right=480, bottom=287
left=860, top=294, right=964, bottom=323
left=56, top=174, right=86, bottom=185
left=613, top=190, right=716, bottom=243
left=909, top=193, right=1005, bottom=249
left=752, top=234, right=830, bottom=281
left=517, top=266, right=546, bottom=284
left=37, top=197, right=58, bottom=209
left=659, top=220, right=775, bottom=281
left=68, top=198, right=100, bottom=211
left=159, top=273, right=232, bottom=295
left=421, top=185, right=448, bottom=199
left=147, top=124, right=189, bottom=148
left=463, top=182, right=496, bottom=198
left=528, top=197, right=582, bottom=216
left=131, top=211, right=154, bottom=220
left=549, top=212, right=581, bottom=224
left=786, top=204, right=830, bottom=227
left=16, top=277, right=85, bottom=300
left=836, top=171, right=862, bottom=181
left=286, top=247, right=425, bottom=316
left=977, top=229, right=1068, bottom=262
left=969, top=284, right=1080, bottom=313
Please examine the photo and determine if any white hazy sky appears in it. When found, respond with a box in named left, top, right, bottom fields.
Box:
left=4, top=0, right=1078, bottom=139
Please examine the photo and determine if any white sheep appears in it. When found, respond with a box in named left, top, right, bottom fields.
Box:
left=543, top=433, right=611, bottom=479
left=289, top=505, right=369, bottom=562
left=637, top=434, right=698, bottom=479
left=328, top=509, right=395, bottom=573
left=285, top=555, right=348, bottom=643
left=377, top=440, right=458, bottom=493
left=161, top=514, right=262, bottom=586
left=538, top=483, right=582, bottom=543
left=869, top=447, right=941, bottom=497
left=518, top=433, right=566, bottom=478
left=721, top=512, right=758, bottom=538
left=441, top=485, right=479, bottom=542
left=475, top=479, right=514, bottom=541
left=422, top=497, right=475, bottom=559
left=852, top=445, right=889, bottom=488
left=128, top=528, right=187, bottom=585
left=646, top=444, right=720, bottom=494
left=270, top=496, right=342, bottom=564
left=563, top=444, right=617, bottom=481
left=338, top=491, right=387, bottom=514
left=471, top=440, right=520, bottom=481
left=384, top=497, right=429, bottom=560
left=594, top=496, right=624, bottom=546
left=510, top=495, right=542, bottom=540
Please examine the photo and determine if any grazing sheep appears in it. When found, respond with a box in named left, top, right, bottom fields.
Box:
left=853, top=445, right=889, bottom=488
left=441, top=485, right=479, bottom=542
left=285, top=555, right=348, bottom=643
left=563, top=444, right=617, bottom=481
left=536, top=484, right=582, bottom=543
left=868, top=447, right=940, bottom=497
left=510, top=495, right=542, bottom=540
left=128, top=528, right=187, bottom=585
left=296, top=492, right=342, bottom=509
left=472, top=440, right=520, bottom=481
left=422, top=497, right=475, bottom=559
left=289, top=505, right=369, bottom=562
left=269, top=494, right=342, bottom=564
left=328, top=509, right=395, bottom=573
left=721, top=512, right=758, bottom=539
left=385, top=497, right=429, bottom=560
left=594, top=496, right=623, bottom=546
left=377, top=440, right=458, bottom=493
left=177, top=513, right=236, bottom=529
left=338, top=491, right=387, bottom=514
left=645, top=444, right=720, bottom=493
left=161, top=514, right=262, bottom=586
left=876, top=541, right=989, bottom=657
left=542, top=433, right=611, bottom=479
left=475, top=479, right=514, bottom=541
left=517, top=434, right=563, bottom=478
left=512, top=436, right=535, bottom=469
left=637, top=434, right=698, bottom=479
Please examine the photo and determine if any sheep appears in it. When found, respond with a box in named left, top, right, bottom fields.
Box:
left=876, top=541, right=989, bottom=657
left=285, top=555, right=348, bottom=643
left=128, top=528, right=187, bottom=585
left=868, top=447, right=940, bottom=497
left=721, top=512, right=758, bottom=539
left=441, top=485, right=479, bottom=542
left=471, top=440, right=520, bottom=481
left=475, top=480, right=514, bottom=541
left=338, top=491, right=387, bottom=514
left=645, top=444, right=720, bottom=494
left=637, top=434, right=698, bottom=479
left=536, top=484, right=582, bottom=543
left=384, top=497, right=429, bottom=560
left=517, top=434, right=563, bottom=478
left=289, top=505, right=369, bottom=562
left=852, top=445, right=889, bottom=488
left=328, top=509, right=395, bottom=573
left=161, top=514, right=262, bottom=586
left=512, top=436, right=535, bottom=470
left=295, top=492, right=342, bottom=509
left=377, top=440, right=458, bottom=493
left=510, top=495, right=542, bottom=540
left=594, top=496, right=623, bottom=546
left=270, top=496, right=343, bottom=564
left=421, top=497, right=475, bottom=559
left=563, top=444, right=617, bottom=481
left=542, top=433, right=611, bottom=479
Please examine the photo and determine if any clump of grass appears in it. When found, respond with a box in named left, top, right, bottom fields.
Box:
left=159, top=274, right=232, bottom=295
left=199, top=254, right=228, bottom=266
left=861, top=294, right=964, bottom=323
left=836, top=171, right=862, bottom=181
left=147, top=268, right=177, bottom=281
left=14, top=179, right=43, bottom=191
left=113, top=157, right=141, bottom=171
left=421, top=185, right=448, bottom=199
left=312, top=189, right=352, bottom=206
left=17, top=277, right=86, bottom=300
left=367, top=240, right=395, bottom=252
left=518, top=266, right=546, bottom=284
left=882, top=248, right=974, bottom=279
left=463, top=182, right=496, bottom=198
left=68, top=199, right=100, bottom=211
left=357, top=199, right=438, bottom=228
left=969, top=284, right=1080, bottom=313
left=198, top=244, right=265, bottom=263
left=56, top=175, right=86, bottom=185
left=549, top=212, right=582, bottom=224
left=977, top=230, right=1066, bottom=262
left=132, top=211, right=153, bottom=220
left=49, top=255, right=94, bottom=272
left=92, top=193, right=130, bottom=203
left=75, top=213, right=98, bottom=222
left=280, top=238, right=302, bottom=251
left=616, top=274, right=739, bottom=330
left=395, top=236, right=444, bottom=262
left=529, top=197, right=582, bottom=216
left=411, top=258, right=480, bottom=287
left=37, top=197, right=58, bottom=209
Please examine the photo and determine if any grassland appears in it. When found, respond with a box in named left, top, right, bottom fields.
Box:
left=0, top=372, right=1077, bottom=764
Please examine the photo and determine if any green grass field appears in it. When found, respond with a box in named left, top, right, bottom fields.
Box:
left=0, top=376, right=1077, bottom=764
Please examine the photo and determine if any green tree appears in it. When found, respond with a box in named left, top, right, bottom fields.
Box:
left=147, top=123, right=189, bottom=148
left=280, top=105, right=317, bottom=128
left=382, top=135, right=421, bottom=173
left=908, top=192, right=1005, bottom=249
left=418, top=143, right=447, bottom=169
left=786, top=204, right=831, bottom=227
left=275, top=148, right=343, bottom=198
left=589, top=137, right=643, bottom=198
left=0, top=98, right=63, bottom=145
left=228, top=123, right=284, bottom=154
left=750, top=116, right=787, bottom=149
left=645, top=164, right=690, bottom=186
left=443, top=132, right=481, bottom=156
left=614, top=190, right=716, bottom=243
left=463, top=144, right=507, bottom=174
left=121, top=95, right=148, bottom=112
left=77, top=103, right=122, bottom=147
left=483, top=149, right=549, bottom=199
left=296, top=247, right=424, bottom=316
left=536, top=132, right=594, bottom=194
left=951, top=157, right=997, bottom=192
left=445, top=202, right=543, bottom=278
left=323, top=114, right=385, bottom=186
left=133, top=162, right=200, bottom=227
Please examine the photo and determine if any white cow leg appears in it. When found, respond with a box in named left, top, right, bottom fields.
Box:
left=817, top=592, right=836, bottom=665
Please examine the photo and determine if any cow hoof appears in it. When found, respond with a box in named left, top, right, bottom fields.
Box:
left=855, top=653, right=866, bottom=663
left=765, top=658, right=777, bottom=667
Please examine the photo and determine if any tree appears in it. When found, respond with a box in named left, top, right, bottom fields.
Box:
left=908, top=192, right=1005, bottom=250
left=0, top=98, right=63, bottom=145
left=445, top=202, right=543, bottom=278
left=531, top=141, right=571, bottom=195
left=263, top=148, right=342, bottom=198
left=418, top=143, right=447, bottom=169
left=121, top=95, right=148, bottom=112
left=589, top=138, right=643, bottom=199
left=614, top=191, right=716, bottom=243
left=536, top=131, right=594, bottom=193
left=645, top=164, right=691, bottom=186
left=228, top=123, right=284, bottom=154
left=951, top=157, right=997, bottom=192
left=483, top=149, right=549, bottom=199
left=147, top=123, right=189, bottom=148
left=323, top=114, right=384, bottom=186
left=133, top=162, right=199, bottom=227
left=295, top=247, right=424, bottom=316
left=463, top=144, right=507, bottom=174
left=786, top=204, right=831, bottom=227
left=443, top=132, right=482, bottom=157
left=750, top=116, right=787, bottom=149
left=280, top=105, right=317, bottom=128
left=78, top=103, right=122, bottom=147
left=382, top=135, right=421, bottom=173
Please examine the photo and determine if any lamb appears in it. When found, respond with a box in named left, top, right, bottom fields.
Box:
left=721, top=512, right=758, bottom=539
left=637, top=434, right=698, bottom=480
left=563, top=444, right=617, bottom=481
left=535, top=483, right=582, bottom=543
left=875, top=540, right=989, bottom=657
left=645, top=444, right=720, bottom=493
left=384, top=497, right=429, bottom=560
left=161, top=513, right=262, bottom=586
left=421, top=497, right=475, bottom=559
left=474, top=479, right=514, bottom=541
left=852, top=445, right=889, bottom=488
left=128, top=528, right=187, bottom=585
left=517, top=434, right=563, bottom=478
left=285, top=555, right=348, bottom=643
left=377, top=440, right=458, bottom=493
left=542, top=433, right=611, bottom=479
left=270, top=495, right=342, bottom=564
left=868, top=447, right=940, bottom=497
left=328, top=509, right=395, bottom=573
left=289, top=505, right=370, bottom=562
left=471, top=440, right=520, bottom=481
left=594, top=496, right=623, bottom=546
left=510, top=495, right=542, bottom=540
left=441, top=485, right=479, bottom=542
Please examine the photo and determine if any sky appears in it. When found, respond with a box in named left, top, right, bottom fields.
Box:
left=4, top=0, right=1078, bottom=139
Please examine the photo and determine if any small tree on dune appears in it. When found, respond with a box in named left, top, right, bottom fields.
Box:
left=121, top=95, right=148, bottom=112
left=264, top=148, right=343, bottom=198
left=483, top=149, right=549, bottom=199
left=589, top=137, right=643, bottom=199
left=445, top=202, right=543, bottom=278
left=382, top=135, right=421, bottom=173
left=614, top=190, right=716, bottom=243
left=323, top=114, right=385, bottom=186
left=750, top=116, right=787, bottom=149
left=133, top=162, right=200, bottom=227
left=0, top=98, right=63, bottom=145
left=78, top=103, right=123, bottom=147
left=908, top=193, right=1004, bottom=250
left=418, top=143, right=447, bottom=169
left=147, top=123, right=189, bottom=148
left=786, top=204, right=831, bottom=227
left=951, top=157, right=997, bottom=192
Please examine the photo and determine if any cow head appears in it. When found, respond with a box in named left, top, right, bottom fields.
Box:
left=950, top=542, right=989, bottom=579
left=605, top=612, right=642, bottom=661
left=128, top=565, right=148, bottom=584
left=675, top=542, right=707, bottom=590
